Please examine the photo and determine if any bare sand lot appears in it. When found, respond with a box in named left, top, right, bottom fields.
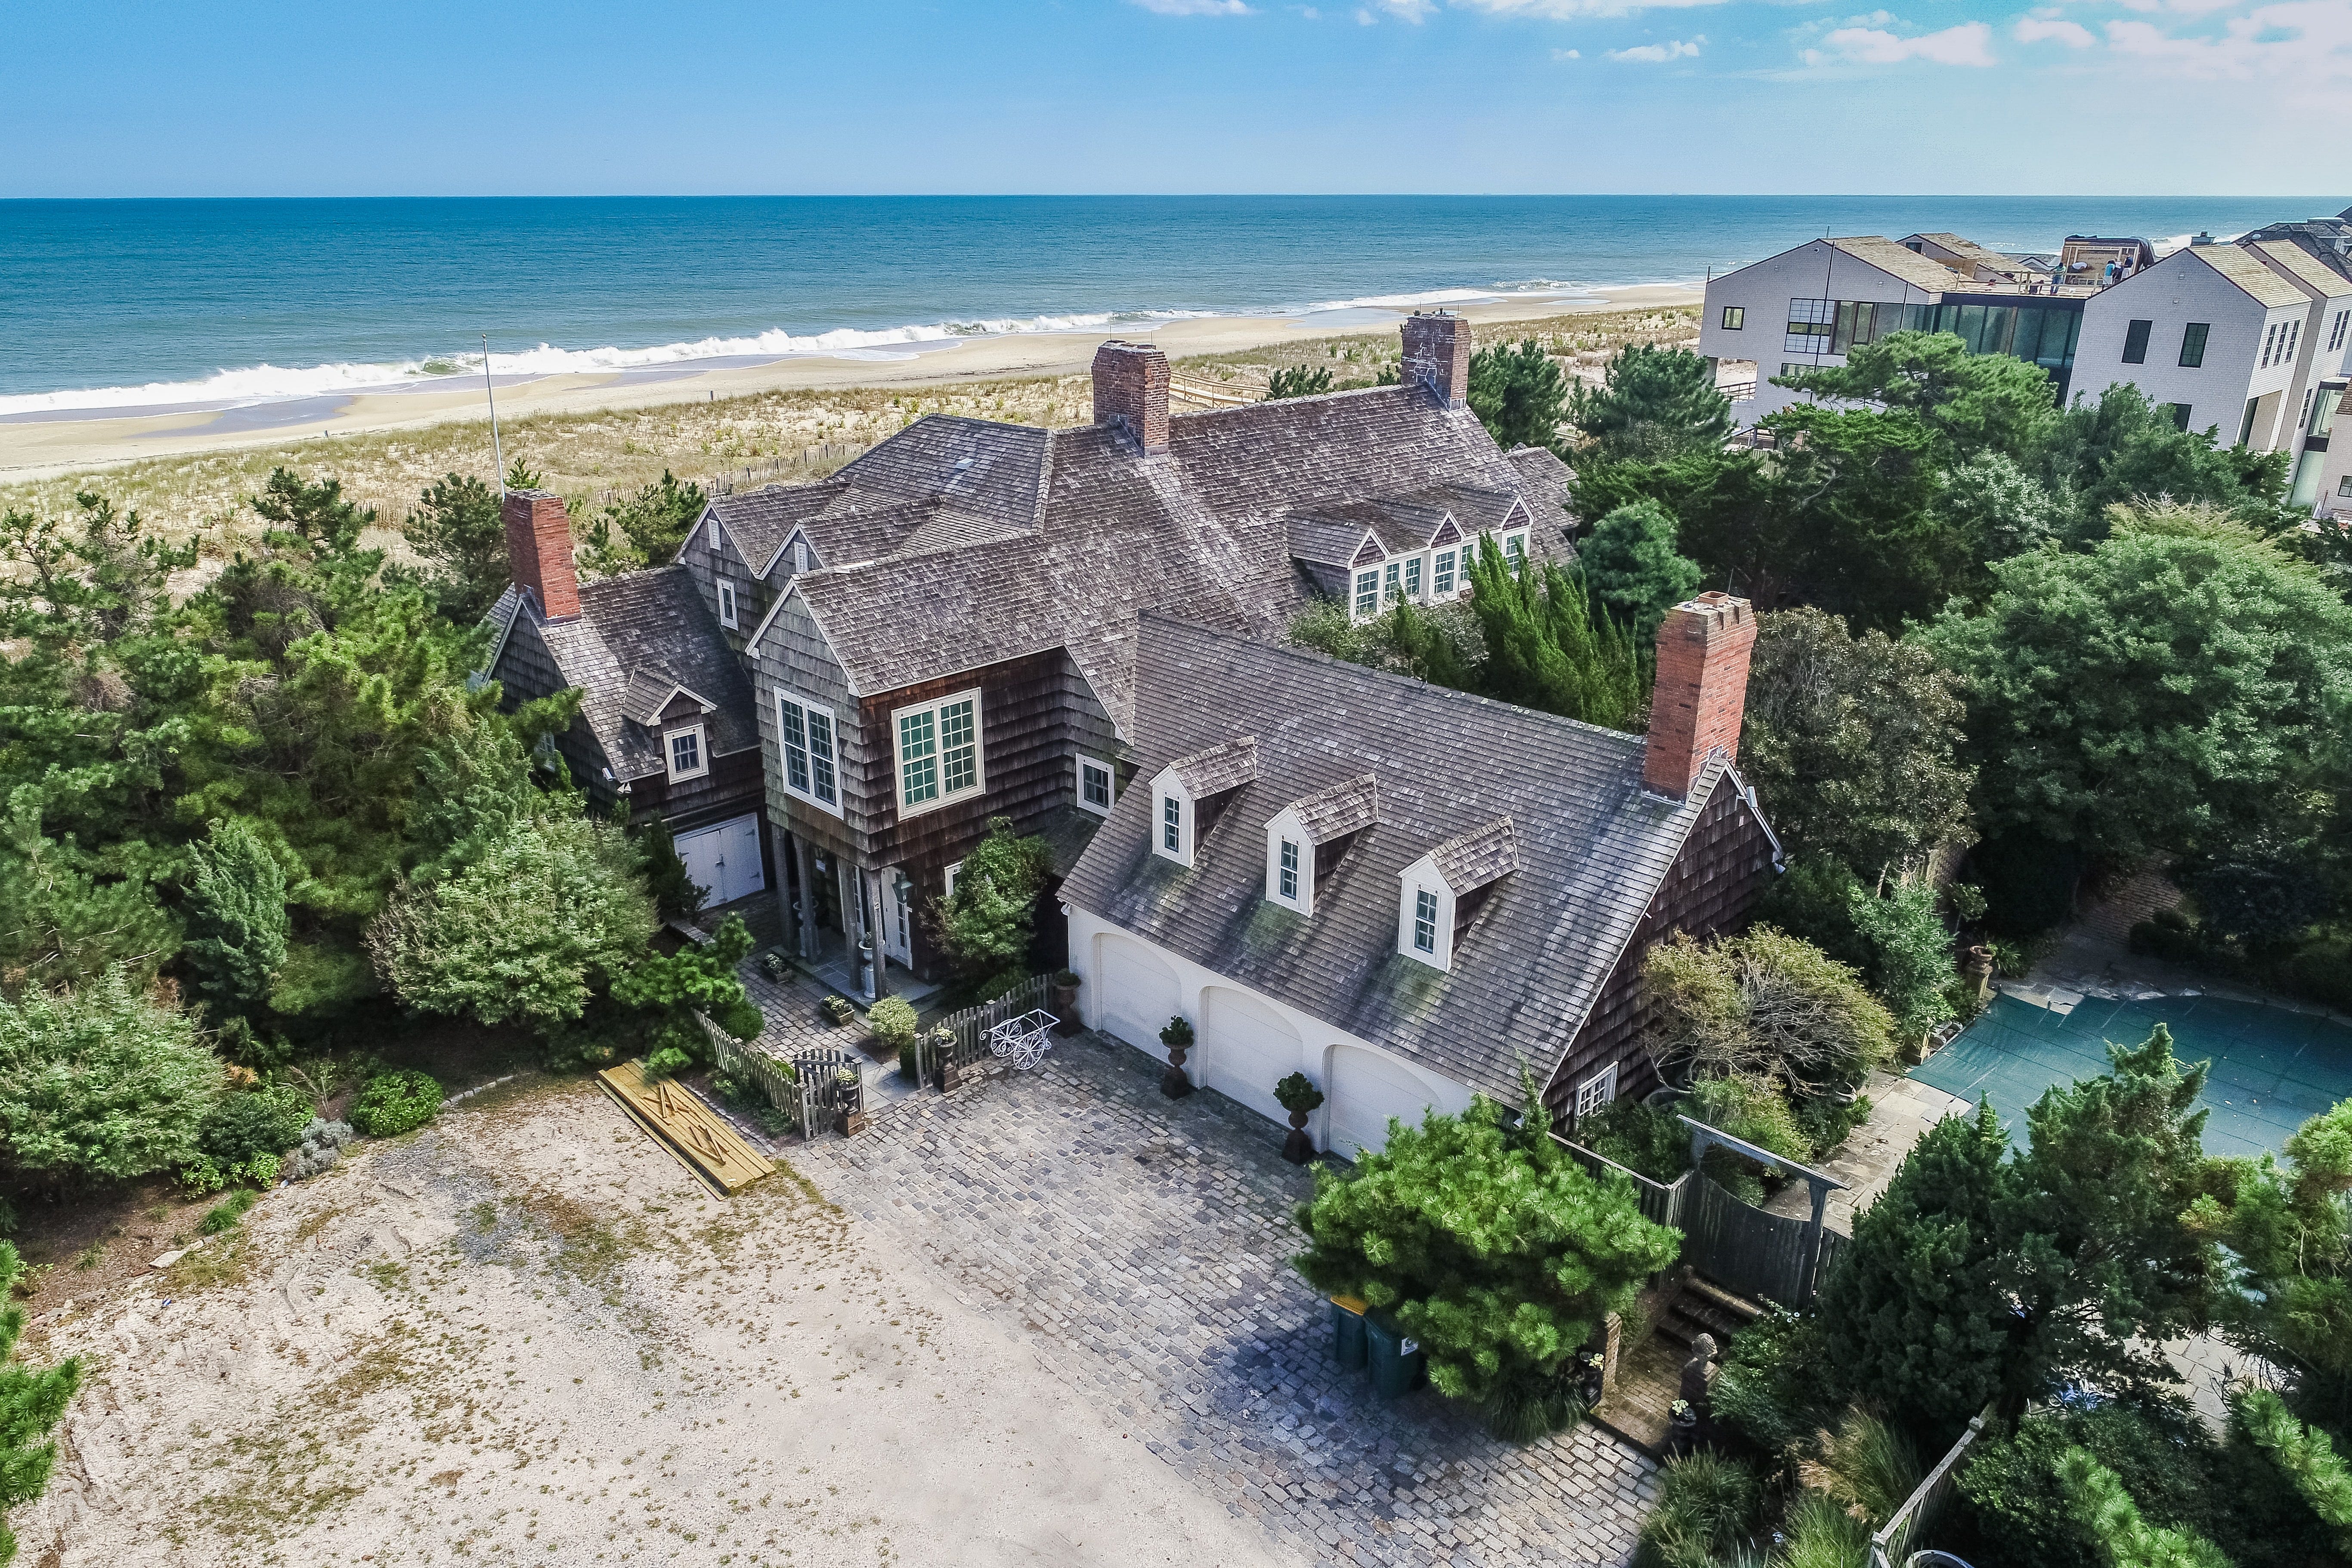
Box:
left=18, top=1077, right=1291, bottom=1568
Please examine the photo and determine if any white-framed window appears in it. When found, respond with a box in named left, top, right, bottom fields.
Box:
left=1383, top=561, right=1402, bottom=604
left=1076, top=755, right=1114, bottom=816
left=1432, top=548, right=1457, bottom=597
left=1412, top=889, right=1438, bottom=954
left=665, top=724, right=709, bottom=782
left=1403, top=557, right=1423, bottom=599
left=1278, top=838, right=1300, bottom=900
left=775, top=690, right=839, bottom=811
left=944, top=859, right=962, bottom=898
left=1502, top=532, right=1527, bottom=577
left=892, top=688, right=984, bottom=818
left=707, top=516, right=722, bottom=552
left=1574, top=1062, right=1619, bottom=1122
left=716, top=578, right=739, bottom=629
left=1353, top=569, right=1378, bottom=619
left=792, top=538, right=810, bottom=574
left=1162, top=795, right=1182, bottom=854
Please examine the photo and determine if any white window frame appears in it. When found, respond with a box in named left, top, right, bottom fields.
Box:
left=1574, top=1062, right=1619, bottom=1122
left=891, top=687, right=985, bottom=820
left=792, top=537, right=811, bottom=574
left=944, top=859, right=962, bottom=898
left=1397, top=860, right=1455, bottom=971
left=1263, top=806, right=1312, bottom=913
left=1151, top=769, right=1195, bottom=868
left=1402, top=554, right=1424, bottom=601
left=1431, top=547, right=1458, bottom=599
left=1075, top=754, right=1115, bottom=817
left=716, top=577, right=739, bottom=630
left=664, top=723, right=709, bottom=783
left=1383, top=560, right=1402, bottom=605
left=1413, top=889, right=1438, bottom=954
left=1501, top=530, right=1528, bottom=577
left=707, top=516, right=722, bottom=552
left=1352, top=569, right=1379, bottom=621
left=774, top=688, right=842, bottom=815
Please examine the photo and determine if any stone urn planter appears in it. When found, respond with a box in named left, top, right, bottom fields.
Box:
left=834, top=1065, right=867, bottom=1136
left=1049, top=970, right=1082, bottom=1036
left=1274, top=1071, right=1324, bottom=1165
left=1159, top=1016, right=1195, bottom=1099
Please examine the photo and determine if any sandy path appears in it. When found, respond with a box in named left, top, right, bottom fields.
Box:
left=20, top=1077, right=1292, bottom=1568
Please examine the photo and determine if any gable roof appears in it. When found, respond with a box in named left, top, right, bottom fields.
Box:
left=1167, top=737, right=1259, bottom=798
left=2190, top=244, right=2309, bottom=309
left=1061, top=615, right=1763, bottom=1102
left=765, top=382, right=1568, bottom=732
left=492, top=565, right=758, bottom=782
left=1285, top=773, right=1380, bottom=844
left=1827, top=236, right=1968, bottom=294
left=2248, top=238, right=2352, bottom=301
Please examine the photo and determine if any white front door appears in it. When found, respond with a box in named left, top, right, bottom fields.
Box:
left=675, top=814, right=766, bottom=908
left=879, top=868, right=914, bottom=966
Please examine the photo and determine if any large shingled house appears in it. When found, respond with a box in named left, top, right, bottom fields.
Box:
left=481, top=313, right=1577, bottom=998
left=1059, top=600, right=1783, bottom=1158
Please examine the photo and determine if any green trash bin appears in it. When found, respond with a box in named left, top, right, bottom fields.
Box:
left=1365, top=1313, right=1425, bottom=1399
left=1329, top=1295, right=1368, bottom=1370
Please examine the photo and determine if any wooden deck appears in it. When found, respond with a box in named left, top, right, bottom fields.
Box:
left=599, top=1060, right=776, bottom=1195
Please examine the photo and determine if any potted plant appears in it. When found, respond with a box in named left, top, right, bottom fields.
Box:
left=820, top=994, right=855, bottom=1027
left=867, top=996, right=919, bottom=1080
left=1274, top=1072, right=1324, bottom=1165
left=923, top=1026, right=956, bottom=1089
left=1049, top=969, right=1082, bottom=1036
left=1158, top=1016, right=1195, bottom=1099
left=834, top=1063, right=866, bottom=1135
left=759, top=949, right=789, bottom=982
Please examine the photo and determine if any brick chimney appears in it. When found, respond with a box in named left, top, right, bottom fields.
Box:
left=1642, top=592, right=1757, bottom=800
left=1091, top=341, right=1170, bottom=453
left=502, top=489, right=581, bottom=621
left=1401, top=312, right=1469, bottom=409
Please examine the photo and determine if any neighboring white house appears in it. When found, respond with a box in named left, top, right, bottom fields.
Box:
left=1060, top=605, right=1783, bottom=1160
left=2076, top=244, right=2316, bottom=451
left=1699, top=235, right=2095, bottom=424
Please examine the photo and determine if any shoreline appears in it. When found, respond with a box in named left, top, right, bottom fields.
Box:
left=0, top=285, right=1699, bottom=481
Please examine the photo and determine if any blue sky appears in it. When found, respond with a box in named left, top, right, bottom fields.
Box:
left=3, top=0, right=2333, bottom=196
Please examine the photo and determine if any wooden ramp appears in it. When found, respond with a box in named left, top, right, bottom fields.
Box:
left=598, top=1061, right=774, bottom=1195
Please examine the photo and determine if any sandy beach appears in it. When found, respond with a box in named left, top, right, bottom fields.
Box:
left=0, top=285, right=1699, bottom=483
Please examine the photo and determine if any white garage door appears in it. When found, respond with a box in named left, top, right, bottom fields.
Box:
left=1328, top=1044, right=1440, bottom=1161
left=1201, top=987, right=1299, bottom=1125
left=675, top=814, right=765, bottom=909
left=1096, top=934, right=1180, bottom=1053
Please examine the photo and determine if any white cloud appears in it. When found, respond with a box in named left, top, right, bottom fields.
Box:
left=1609, top=34, right=1705, bottom=56
left=1130, top=0, right=1252, bottom=13
left=2015, top=14, right=2097, bottom=43
left=1808, top=19, right=1995, bottom=62
left=2105, top=0, right=2352, bottom=79
left=1454, top=0, right=1728, bottom=17
left=1553, top=44, right=1583, bottom=54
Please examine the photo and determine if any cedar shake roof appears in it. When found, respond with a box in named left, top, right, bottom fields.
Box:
left=619, top=670, right=714, bottom=729
left=2248, top=238, right=2352, bottom=300
left=1169, top=737, right=1260, bottom=797
left=1287, top=773, right=1380, bottom=843
left=1429, top=816, right=1519, bottom=893
left=498, top=565, right=758, bottom=782
left=1827, top=236, right=1968, bottom=294
left=2192, top=244, right=2309, bottom=309
left=766, top=382, right=1569, bottom=730
left=1061, top=615, right=1762, bottom=1102
left=1506, top=445, right=1575, bottom=528
left=1289, top=515, right=1375, bottom=568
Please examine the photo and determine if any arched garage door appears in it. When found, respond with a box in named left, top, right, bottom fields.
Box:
left=1201, top=987, right=1299, bottom=1126
left=1328, top=1044, right=1442, bottom=1161
left=1095, top=934, right=1179, bottom=1054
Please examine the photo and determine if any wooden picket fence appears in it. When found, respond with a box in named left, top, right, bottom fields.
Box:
left=1554, top=1135, right=1692, bottom=1234
left=932, top=973, right=1056, bottom=1075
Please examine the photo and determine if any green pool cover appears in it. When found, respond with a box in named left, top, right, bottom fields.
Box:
left=1911, top=991, right=2352, bottom=1158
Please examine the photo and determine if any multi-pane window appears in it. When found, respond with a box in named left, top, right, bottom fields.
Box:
left=1403, top=557, right=1423, bottom=598
left=1783, top=297, right=1834, bottom=356
left=1278, top=839, right=1300, bottom=901
left=1162, top=795, right=1182, bottom=853
left=1720, top=306, right=1745, bottom=331
left=1574, top=1064, right=1618, bottom=1122
left=1432, top=549, right=1457, bottom=597
left=1413, top=889, right=1438, bottom=954
left=1353, top=570, right=1378, bottom=619
left=2333, top=312, right=2349, bottom=354
left=2263, top=324, right=2279, bottom=368
left=776, top=693, right=837, bottom=808
left=2121, top=319, right=2152, bottom=365
left=1503, top=533, right=1526, bottom=577
left=1079, top=757, right=1113, bottom=813
left=1383, top=561, right=1402, bottom=603
left=892, top=690, right=982, bottom=815
left=707, top=518, right=721, bottom=552
left=2179, top=322, right=2209, bottom=368
left=667, top=728, right=703, bottom=779
left=717, top=578, right=738, bottom=629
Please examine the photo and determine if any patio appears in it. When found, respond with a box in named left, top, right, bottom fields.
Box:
left=796, top=1027, right=1661, bottom=1567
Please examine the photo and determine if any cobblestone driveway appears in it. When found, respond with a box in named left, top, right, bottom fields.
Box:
left=798, top=1030, right=1657, bottom=1567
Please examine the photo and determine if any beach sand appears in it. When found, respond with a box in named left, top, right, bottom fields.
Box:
left=0, top=285, right=1699, bottom=482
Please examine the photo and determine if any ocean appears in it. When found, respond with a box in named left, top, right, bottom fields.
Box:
left=0, top=195, right=2332, bottom=412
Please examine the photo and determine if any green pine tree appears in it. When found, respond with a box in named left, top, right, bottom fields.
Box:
left=1566, top=343, right=1733, bottom=461
left=183, top=817, right=288, bottom=1019
left=1461, top=537, right=1645, bottom=731
left=1578, top=499, right=1703, bottom=639
left=607, top=912, right=763, bottom=1060
left=1467, top=339, right=1570, bottom=453
left=2055, top=1447, right=2232, bottom=1568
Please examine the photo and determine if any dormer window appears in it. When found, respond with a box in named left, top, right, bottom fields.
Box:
left=716, top=578, right=739, bottom=629
left=1413, top=890, right=1438, bottom=954
left=1433, top=548, right=1458, bottom=598
left=1263, top=773, right=1376, bottom=918
left=1502, top=531, right=1527, bottom=577
left=1279, top=839, right=1300, bottom=901
left=1161, top=794, right=1184, bottom=857
left=1353, top=569, right=1378, bottom=619
left=1399, top=816, right=1516, bottom=974
left=1077, top=755, right=1115, bottom=816
left=1150, top=738, right=1256, bottom=870
left=665, top=725, right=709, bottom=782
left=1403, top=557, right=1423, bottom=599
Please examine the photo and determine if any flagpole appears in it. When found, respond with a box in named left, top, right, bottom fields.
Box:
left=484, top=334, right=506, bottom=495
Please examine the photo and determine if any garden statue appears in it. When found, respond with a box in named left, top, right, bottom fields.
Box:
left=1678, top=1332, right=1718, bottom=1423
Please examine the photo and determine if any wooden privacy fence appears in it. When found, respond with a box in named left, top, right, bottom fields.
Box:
left=932, top=973, right=1055, bottom=1076
left=1554, top=1135, right=1692, bottom=1233
left=1680, top=1175, right=1850, bottom=1309
left=1869, top=1409, right=1993, bottom=1568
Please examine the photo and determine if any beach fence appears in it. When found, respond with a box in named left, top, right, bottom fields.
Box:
left=588, top=443, right=870, bottom=510
left=1868, top=1410, right=1994, bottom=1568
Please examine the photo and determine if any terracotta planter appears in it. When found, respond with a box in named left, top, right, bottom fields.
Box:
left=1281, top=1106, right=1315, bottom=1165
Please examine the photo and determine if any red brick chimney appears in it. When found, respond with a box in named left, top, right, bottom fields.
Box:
left=1643, top=592, right=1757, bottom=800
left=1091, top=341, right=1170, bottom=453
left=502, top=489, right=581, bottom=621
left=1401, top=312, right=1470, bottom=409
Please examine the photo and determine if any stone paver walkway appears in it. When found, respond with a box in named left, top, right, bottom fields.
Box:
left=1763, top=1070, right=1972, bottom=1232
left=799, top=1030, right=1658, bottom=1567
